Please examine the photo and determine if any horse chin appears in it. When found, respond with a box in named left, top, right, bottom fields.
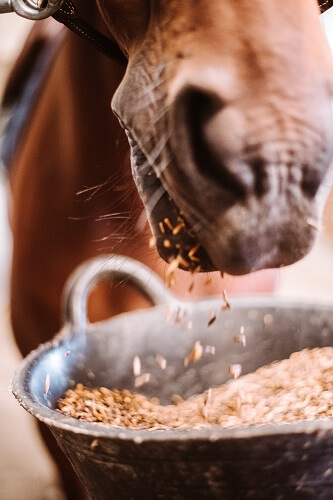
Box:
left=151, top=206, right=317, bottom=276
left=168, top=198, right=319, bottom=276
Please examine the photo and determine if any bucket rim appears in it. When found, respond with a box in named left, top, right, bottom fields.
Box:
left=12, top=295, right=333, bottom=443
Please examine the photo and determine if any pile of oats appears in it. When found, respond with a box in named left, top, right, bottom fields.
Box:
left=57, top=347, right=333, bottom=430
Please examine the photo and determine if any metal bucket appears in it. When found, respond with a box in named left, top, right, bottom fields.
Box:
left=12, top=256, right=333, bottom=499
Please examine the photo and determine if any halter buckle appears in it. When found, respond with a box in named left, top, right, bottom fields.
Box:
left=0, top=0, right=65, bottom=20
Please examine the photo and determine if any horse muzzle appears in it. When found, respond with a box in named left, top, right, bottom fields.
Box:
left=154, top=77, right=333, bottom=275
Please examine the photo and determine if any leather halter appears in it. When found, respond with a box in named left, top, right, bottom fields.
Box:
left=319, top=0, right=333, bottom=13
left=1, top=0, right=332, bottom=65
left=0, top=0, right=127, bottom=64
left=51, top=0, right=333, bottom=62
left=32, top=0, right=333, bottom=63
left=52, top=0, right=127, bottom=64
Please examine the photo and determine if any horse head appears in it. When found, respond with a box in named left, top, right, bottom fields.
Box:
left=97, top=0, right=333, bottom=275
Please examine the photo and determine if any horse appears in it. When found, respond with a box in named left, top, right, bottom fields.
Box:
left=2, top=0, right=333, bottom=497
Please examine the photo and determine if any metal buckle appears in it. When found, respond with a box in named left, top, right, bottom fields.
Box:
left=0, top=0, right=65, bottom=20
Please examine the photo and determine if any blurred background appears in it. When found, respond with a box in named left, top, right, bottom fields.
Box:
left=1, top=8, right=333, bottom=500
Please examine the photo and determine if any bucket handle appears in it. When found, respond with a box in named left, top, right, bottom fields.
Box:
left=63, top=255, right=174, bottom=333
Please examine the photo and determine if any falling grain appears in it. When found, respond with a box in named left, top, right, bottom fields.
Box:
left=205, top=345, right=216, bottom=355
left=177, top=255, right=190, bottom=269
left=163, top=218, right=174, bottom=230
left=90, top=439, right=99, bottom=449
left=172, top=394, right=184, bottom=405
left=188, top=244, right=199, bottom=258
left=229, top=364, right=242, bottom=379
left=134, top=373, right=151, bottom=388
left=208, top=314, right=217, bottom=327
left=166, top=257, right=179, bottom=287
left=165, top=307, right=174, bottom=322
left=184, top=341, right=203, bottom=367
left=202, top=388, right=212, bottom=421
left=192, top=265, right=202, bottom=274
left=221, top=289, right=231, bottom=311
left=156, top=355, right=167, bottom=370
left=181, top=320, right=193, bottom=330
left=188, top=245, right=200, bottom=263
left=263, top=314, right=273, bottom=326
left=204, top=276, right=213, bottom=286
left=172, top=223, right=184, bottom=235
left=133, top=356, right=141, bottom=377
left=167, top=257, right=179, bottom=275
left=45, top=374, right=50, bottom=395
left=149, top=236, right=157, bottom=248
left=174, top=306, right=185, bottom=324
left=234, top=334, right=246, bottom=347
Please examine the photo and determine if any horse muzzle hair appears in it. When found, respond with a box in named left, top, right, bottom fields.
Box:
left=99, top=0, right=333, bottom=275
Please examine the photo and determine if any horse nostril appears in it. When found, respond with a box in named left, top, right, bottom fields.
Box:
left=175, top=87, right=250, bottom=198
left=301, top=164, right=321, bottom=198
left=250, top=158, right=269, bottom=197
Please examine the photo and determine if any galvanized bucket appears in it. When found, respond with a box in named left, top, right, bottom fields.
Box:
left=12, top=256, right=333, bottom=499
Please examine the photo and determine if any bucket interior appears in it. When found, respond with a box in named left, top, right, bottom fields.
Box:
left=24, top=299, right=333, bottom=410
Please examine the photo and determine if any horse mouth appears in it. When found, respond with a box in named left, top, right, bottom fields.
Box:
left=152, top=209, right=217, bottom=274
left=128, top=129, right=321, bottom=277
left=149, top=184, right=318, bottom=277
left=146, top=135, right=321, bottom=277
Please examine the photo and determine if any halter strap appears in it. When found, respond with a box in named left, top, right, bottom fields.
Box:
left=52, top=0, right=127, bottom=64
left=319, top=0, right=333, bottom=13
left=52, top=0, right=333, bottom=63
left=1, top=0, right=331, bottom=64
